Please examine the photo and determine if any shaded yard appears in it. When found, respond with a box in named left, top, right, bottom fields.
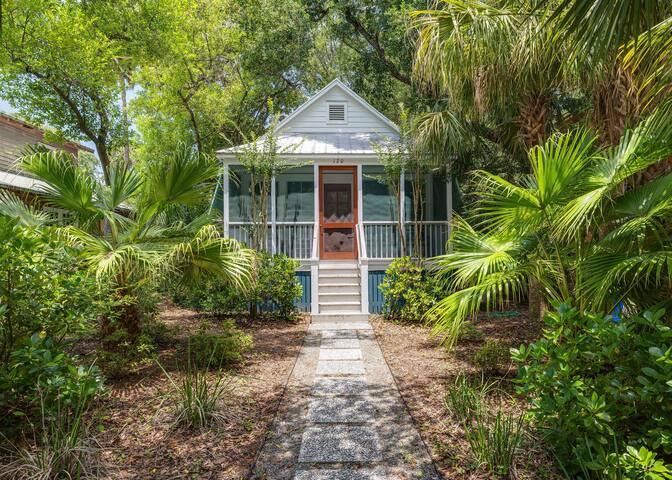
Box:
left=94, top=304, right=308, bottom=479
left=371, top=311, right=558, bottom=479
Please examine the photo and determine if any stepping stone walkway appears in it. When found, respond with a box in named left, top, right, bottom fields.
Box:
left=252, top=316, right=439, bottom=479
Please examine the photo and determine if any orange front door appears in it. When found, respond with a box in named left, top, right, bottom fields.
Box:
left=319, top=166, right=358, bottom=260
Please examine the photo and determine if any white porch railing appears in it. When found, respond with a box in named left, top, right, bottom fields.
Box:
left=229, top=222, right=314, bottom=259
left=229, top=220, right=448, bottom=260
left=363, top=221, right=450, bottom=259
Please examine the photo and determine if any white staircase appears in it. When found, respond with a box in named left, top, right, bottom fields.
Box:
left=317, top=262, right=362, bottom=314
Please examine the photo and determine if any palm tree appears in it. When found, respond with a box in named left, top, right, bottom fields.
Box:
left=0, top=147, right=252, bottom=341
left=429, top=100, right=672, bottom=350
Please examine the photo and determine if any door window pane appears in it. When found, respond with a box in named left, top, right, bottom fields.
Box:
left=322, top=170, right=353, bottom=223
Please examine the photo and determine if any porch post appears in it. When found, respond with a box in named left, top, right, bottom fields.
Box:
left=311, top=162, right=320, bottom=314
left=446, top=174, right=453, bottom=253
left=399, top=170, right=405, bottom=256
left=222, top=163, right=229, bottom=237
left=357, top=164, right=368, bottom=314
left=271, top=174, right=277, bottom=254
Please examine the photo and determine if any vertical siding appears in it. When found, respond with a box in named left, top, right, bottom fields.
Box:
left=368, top=271, right=386, bottom=314
left=296, top=271, right=311, bottom=312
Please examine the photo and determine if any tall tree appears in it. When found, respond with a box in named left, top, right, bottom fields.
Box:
left=0, top=0, right=172, bottom=183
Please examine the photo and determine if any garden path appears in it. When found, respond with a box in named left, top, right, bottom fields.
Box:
left=252, top=315, right=439, bottom=479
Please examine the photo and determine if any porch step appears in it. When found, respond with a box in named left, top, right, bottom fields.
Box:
left=317, top=262, right=362, bottom=314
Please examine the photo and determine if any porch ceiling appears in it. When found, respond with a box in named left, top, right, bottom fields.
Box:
left=217, top=132, right=400, bottom=157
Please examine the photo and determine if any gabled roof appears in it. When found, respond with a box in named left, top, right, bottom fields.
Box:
left=217, top=79, right=399, bottom=157
left=273, top=78, right=399, bottom=134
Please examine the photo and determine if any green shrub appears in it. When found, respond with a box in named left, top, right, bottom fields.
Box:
left=471, top=339, right=511, bottom=374
left=0, top=334, right=103, bottom=437
left=250, top=253, right=302, bottom=320
left=170, top=252, right=301, bottom=320
left=512, top=304, right=672, bottom=478
left=188, top=320, right=252, bottom=369
left=97, top=330, right=158, bottom=378
left=0, top=220, right=112, bottom=359
left=141, top=318, right=178, bottom=348
left=457, top=320, right=484, bottom=343
left=379, top=257, right=444, bottom=323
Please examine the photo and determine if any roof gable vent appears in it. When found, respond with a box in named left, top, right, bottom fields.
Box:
left=328, top=103, right=346, bottom=122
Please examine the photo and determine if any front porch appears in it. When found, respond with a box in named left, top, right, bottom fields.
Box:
left=217, top=161, right=452, bottom=314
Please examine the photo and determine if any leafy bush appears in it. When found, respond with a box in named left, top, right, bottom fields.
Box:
left=97, top=330, right=159, bottom=379
left=0, top=220, right=111, bottom=359
left=379, top=257, right=444, bottom=323
left=250, top=253, right=302, bottom=320
left=512, top=304, right=672, bottom=478
left=171, top=252, right=301, bottom=320
left=187, top=320, right=252, bottom=369
left=457, top=320, right=484, bottom=343
left=0, top=334, right=103, bottom=437
left=471, top=339, right=511, bottom=374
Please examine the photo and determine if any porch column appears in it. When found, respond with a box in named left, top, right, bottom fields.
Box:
left=271, top=174, right=277, bottom=254
left=311, top=162, right=320, bottom=314
left=446, top=174, right=453, bottom=253
left=222, top=163, right=230, bottom=237
left=399, top=170, right=405, bottom=256
left=357, top=164, right=368, bottom=314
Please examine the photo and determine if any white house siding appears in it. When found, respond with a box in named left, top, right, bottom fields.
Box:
left=280, top=84, right=397, bottom=136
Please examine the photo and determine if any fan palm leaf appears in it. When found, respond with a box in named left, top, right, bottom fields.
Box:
left=0, top=190, right=51, bottom=227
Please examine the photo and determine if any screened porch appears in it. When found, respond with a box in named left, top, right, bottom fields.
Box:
left=217, top=164, right=452, bottom=261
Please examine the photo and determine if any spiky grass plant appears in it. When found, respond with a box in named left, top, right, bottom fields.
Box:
left=445, top=373, right=524, bottom=476
left=159, top=346, right=236, bottom=430
left=0, top=393, right=103, bottom=479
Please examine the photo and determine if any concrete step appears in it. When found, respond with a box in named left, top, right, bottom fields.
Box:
left=318, top=284, right=360, bottom=294
left=311, top=313, right=370, bottom=323
left=319, top=303, right=362, bottom=313
left=319, top=268, right=360, bottom=277
left=318, top=272, right=359, bottom=280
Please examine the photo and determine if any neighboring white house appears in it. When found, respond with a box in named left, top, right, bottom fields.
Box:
left=216, top=79, right=452, bottom=315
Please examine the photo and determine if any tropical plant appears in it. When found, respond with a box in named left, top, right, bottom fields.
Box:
left=187, top=320, right=253, bottom=369
left=428, top=102, right=672, bottom=346
left=512, top=304, right=672, bottom=478
left=428, top=100, right=672, bottom=350
left=0, top=147, right=253, bottom=343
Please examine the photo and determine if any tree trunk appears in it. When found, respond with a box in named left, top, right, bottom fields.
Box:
left=527, top=277, right=548, bottom=324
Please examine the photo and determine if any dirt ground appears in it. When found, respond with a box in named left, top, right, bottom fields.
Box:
left=96, top=304, right=309, bottom=480
left=371, top=310, right=559, bottom=479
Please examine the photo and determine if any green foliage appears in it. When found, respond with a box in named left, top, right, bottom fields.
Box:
left=172, top=253, right=301, bottom=320
left=187, top=320, right=253, bottom=369
left=457, top=320, right=484, bottom=343
left=0, top=219, right=111, bottom=360
left=380, top=257, right=443, bottom=323
left=471, top=339, right=511, bottom=374
left=0, top=148, right=253, bottom=342
left=444, top=374, right=523, bottom=475
left=0, top=334, right=103, bottom=437
left=512, top=305, right=672, bottom=478
left=159, top=347, right=236, bottom=430
left=430, top=104, right=672, bottom=350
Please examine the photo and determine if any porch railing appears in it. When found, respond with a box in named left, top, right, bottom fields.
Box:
left=229, top=222, right=314, bottom=259
left=363, top=221, right=450, bottom=259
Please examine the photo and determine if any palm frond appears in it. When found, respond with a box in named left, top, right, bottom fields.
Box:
left=426, top=268, right=530, bottom=351
left=21, top=150, right=100, bottom=222
left=0, top=190, right=51, bottom=227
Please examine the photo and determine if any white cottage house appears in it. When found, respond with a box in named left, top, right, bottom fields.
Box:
left=216, top=79, right=452, bottom=315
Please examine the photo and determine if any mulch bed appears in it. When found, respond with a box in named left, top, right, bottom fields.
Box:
left=371, top=309, right=559, bottom=479
left=94, top=304, right=309, bottom=479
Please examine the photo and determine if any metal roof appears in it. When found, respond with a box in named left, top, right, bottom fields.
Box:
left=218, top=132, right=399, bottom=156
left=0, top=170, right=46, bottom=192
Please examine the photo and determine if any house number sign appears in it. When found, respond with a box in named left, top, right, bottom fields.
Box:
left=332, top=158, right=344, bottom=164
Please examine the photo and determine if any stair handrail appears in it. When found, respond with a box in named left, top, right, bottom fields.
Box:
left=311, top=224, right=319, bottom=260
left=357, top=223, right=367, bottom=260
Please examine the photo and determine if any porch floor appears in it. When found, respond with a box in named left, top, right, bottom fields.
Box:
left=252, top=314, right=439, bottom=479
